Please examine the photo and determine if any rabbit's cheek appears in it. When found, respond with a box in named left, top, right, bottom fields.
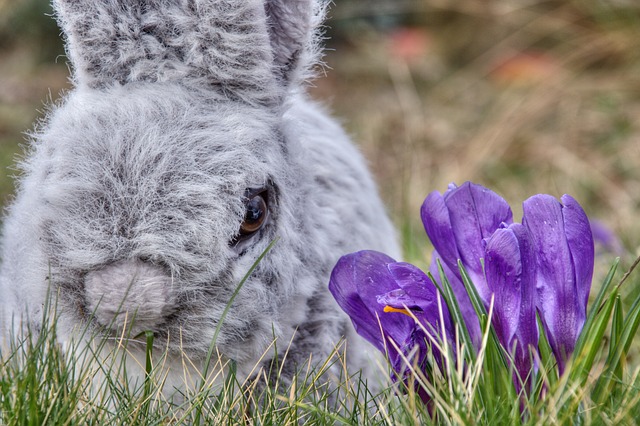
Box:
left=83, top=259, right=176, bottom=335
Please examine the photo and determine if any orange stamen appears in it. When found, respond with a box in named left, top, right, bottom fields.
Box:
left=383, top=305, right=413, bottom=318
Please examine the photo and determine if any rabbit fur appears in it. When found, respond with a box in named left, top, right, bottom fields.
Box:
left=0, top=0, right=399, bottom=393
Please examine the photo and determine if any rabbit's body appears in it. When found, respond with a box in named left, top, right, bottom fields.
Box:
left=0, top=0, right=399, bottom=392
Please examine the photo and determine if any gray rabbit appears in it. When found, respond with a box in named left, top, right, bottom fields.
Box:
left=0, top=0, right=399, bottom=393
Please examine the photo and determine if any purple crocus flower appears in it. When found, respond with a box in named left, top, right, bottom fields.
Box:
left=421, top=181, right=513, bottom=347
left=328, top=250, right=453, bottom=391
left=484, top=223, right=539, bottom=391
left=329, top=182, right=595, bottom=404
left=590, top=219, right=624, bottom=255
left=523, top=194, right=594, bottom=375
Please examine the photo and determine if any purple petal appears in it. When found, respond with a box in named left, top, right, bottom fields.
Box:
left=429, top=251, right=482, bottom=350
left=522, top=194, right=584, bottom=373
left=484, top=223, right=538, bottom=388
left=485, top=226, right=524, bottom=346
left=562, top=194, right=594, bottom=312
left=590, top=218, right=623, bottom=255
left=509, top=225, right=539, bottom=378
left=385, top=262, right=454, bottom=337
left=329, top=251, right=413, bottom=359
left=421, top=191, right=461, bottom=273
left=376, top=288, right=417, bottom=310
left=384, top=262, right=440, bottom=310
left=442, top=182, right=513, bottom=304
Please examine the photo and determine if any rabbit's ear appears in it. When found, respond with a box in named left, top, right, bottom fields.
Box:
left=264, top=0, right=325, bottom=87
left=52, top=0, right=281, bottom=104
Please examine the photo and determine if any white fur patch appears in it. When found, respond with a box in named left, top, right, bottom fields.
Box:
left=84, top=258, right=175, bottom=336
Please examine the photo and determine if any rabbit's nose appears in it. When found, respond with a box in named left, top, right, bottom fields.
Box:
left=84, top=258, right=176, bottom=335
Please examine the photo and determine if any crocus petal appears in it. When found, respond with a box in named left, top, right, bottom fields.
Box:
left=421, top=191, right=461, bottom=272
left=485, top=226, right=524, bottom=346
left=561, top=194, right=594, bottom=312
left=443, top=182, right=513, bottom=304
left=508, top=225, right=539, bottom=367
left=485, top=223, right=538, bottom=389
left=429, top=251, right=482, bottom=350
left=523, top=194, right=587, bottom=373
left=384, top=261, right=454, bottom=338
left=329, top=250, right=413, bottom=361
left=590, top=218, right=623, bottom=255
left=384, top=262, right=441, bottom=310
left=443, top=182, right=514, bottom=239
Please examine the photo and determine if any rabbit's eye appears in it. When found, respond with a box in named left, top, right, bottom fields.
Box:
left=239, top=191, right=269, bottom=236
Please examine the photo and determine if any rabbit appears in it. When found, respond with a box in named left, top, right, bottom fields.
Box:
left=0, top=0, right=400, bottom=395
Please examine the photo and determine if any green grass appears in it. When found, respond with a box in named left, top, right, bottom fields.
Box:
left=2, top=255, right=640, bottom=425
left=0, top=309, right=380, bottom=425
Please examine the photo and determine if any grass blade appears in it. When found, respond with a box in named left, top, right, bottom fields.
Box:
left=573, top=258, right=619, bottom=359
left=570, top=289, right=617, bottom=385
left=458, top=259, right=488, bottom=319
left=592, top=295, right=623, bottom=402
left=201, top=238, right=279, bottom=379
left=535, top=312, right=557, bottom=389
left=429, top=260, right=476, bottom=363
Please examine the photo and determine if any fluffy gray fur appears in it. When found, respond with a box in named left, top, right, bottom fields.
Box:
left=0, top=0, right=399, bottom=392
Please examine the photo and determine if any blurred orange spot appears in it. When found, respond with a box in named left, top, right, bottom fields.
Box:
left=387, top=27, right=432, bottom=62
left=490, top=51, right=559, bottom=85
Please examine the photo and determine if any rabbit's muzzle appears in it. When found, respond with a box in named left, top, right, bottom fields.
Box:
left=84, top=258, right=177, bottom=336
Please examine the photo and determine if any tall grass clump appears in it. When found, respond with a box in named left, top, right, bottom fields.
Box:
left=2, top=245, right=640, bottom=423
left=0, top=305, right=383, bottom=425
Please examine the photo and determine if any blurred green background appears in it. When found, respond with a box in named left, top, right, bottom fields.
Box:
left=0, top=0, right=639, bottom=270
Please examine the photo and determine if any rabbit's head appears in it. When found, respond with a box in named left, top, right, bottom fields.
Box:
left=29, top=87, right=304, bottom=363
left=1, top=0, right=398, bottom=379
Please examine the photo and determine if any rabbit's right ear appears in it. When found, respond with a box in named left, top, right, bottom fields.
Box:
left=264, top=0, right=326, bottom=88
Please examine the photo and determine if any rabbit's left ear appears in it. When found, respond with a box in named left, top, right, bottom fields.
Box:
left=264, top=0, right=325, bottom=88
